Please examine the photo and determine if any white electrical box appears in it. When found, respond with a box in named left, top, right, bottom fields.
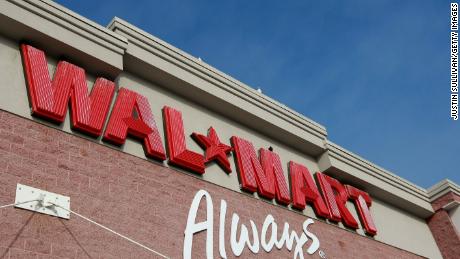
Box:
left=14, top=184, right=70, bottom=219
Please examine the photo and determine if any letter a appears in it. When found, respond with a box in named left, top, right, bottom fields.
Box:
left=183, top=190, right=214, bottom=259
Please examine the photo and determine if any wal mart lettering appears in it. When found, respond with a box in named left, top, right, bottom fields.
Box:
left=20, top=44, right=378, bottom=236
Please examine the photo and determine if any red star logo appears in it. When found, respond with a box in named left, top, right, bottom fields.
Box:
left=192, top=127, right=233, bottom=173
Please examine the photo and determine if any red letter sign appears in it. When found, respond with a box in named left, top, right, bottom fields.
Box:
left=104, top=88, right=166, bottom=160
left=289, top=162, right=330, bottom=218
left=21, top=44, right=115, bottom=136
left=316, top=173, right=359, bottom=229
left=231, top=137, right=291, bottom=205
left=346, top=185, right=378, bottom=235
left=163, top=106, right=205, bottom=174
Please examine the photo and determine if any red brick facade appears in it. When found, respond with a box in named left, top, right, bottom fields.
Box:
left=431, top=192, right=460, bottom=212
left=0, top=110, right=424, bottom=258
left=427, top=192, right=460, bottom=259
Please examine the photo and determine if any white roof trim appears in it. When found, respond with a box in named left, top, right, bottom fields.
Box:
left=427, top=179, right=460, bottom=202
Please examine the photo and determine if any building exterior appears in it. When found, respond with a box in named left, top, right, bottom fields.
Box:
left=0, top=1, right=458, bottom=258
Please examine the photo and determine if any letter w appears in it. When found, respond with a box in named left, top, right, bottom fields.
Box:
left=21, top=44, right=115, bottom=136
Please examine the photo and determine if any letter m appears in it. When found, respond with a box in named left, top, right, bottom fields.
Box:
left=231, top=136, right=290, bottom=205
left=21, top=44, right=115, bottom=136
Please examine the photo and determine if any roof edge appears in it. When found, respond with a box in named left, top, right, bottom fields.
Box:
left=107, top=17, right=327, bottom=138
left=427, top=179, right=460, bottom=202
left=319, top=141, right=434, bottom=218
left=12, top=0, right=128, bottom=53
left=327, top=141, right=428, bottom=198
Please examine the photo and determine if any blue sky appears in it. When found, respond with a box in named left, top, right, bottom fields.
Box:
left=56, top=0, right=457, bottom=189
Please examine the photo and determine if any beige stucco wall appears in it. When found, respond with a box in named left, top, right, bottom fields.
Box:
left=449, top=205, right=460, bottom=233
left=0, top=33, right=443, bottom=258
left=371, top=198, right=442, bottom=258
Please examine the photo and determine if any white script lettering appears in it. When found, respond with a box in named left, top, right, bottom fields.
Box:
left=183, top=190, right=321, bottom=258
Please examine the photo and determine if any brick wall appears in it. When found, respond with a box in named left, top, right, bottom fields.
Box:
left=427, top=192, right=460, bottom=259
left=0, top=110, right=424, bottom=259
left=431, top=192, right=460, bottom=212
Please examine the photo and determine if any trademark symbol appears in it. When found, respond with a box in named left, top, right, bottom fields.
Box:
left=319, top=250, right=326, bottom=259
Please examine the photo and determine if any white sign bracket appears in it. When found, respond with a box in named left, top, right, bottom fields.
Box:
left=14, top=184, right=70, bottom=219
